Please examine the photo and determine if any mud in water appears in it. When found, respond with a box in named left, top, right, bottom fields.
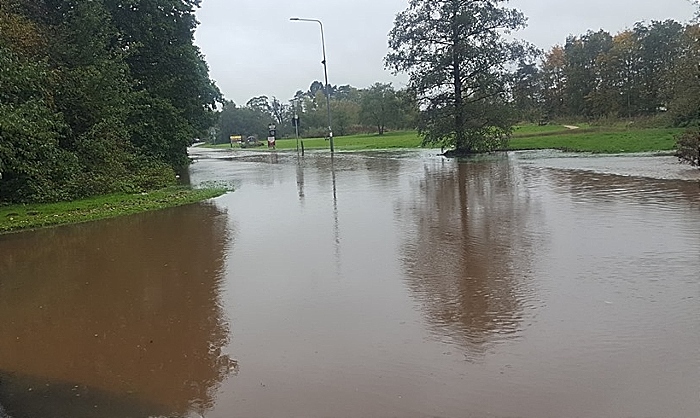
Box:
left=1, top=149, right=698, bottom=417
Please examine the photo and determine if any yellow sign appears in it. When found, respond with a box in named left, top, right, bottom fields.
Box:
left=229, top=135, right=242, bottom=143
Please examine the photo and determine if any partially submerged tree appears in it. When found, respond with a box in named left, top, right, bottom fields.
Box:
left=385, top=0, right=535, bottom=154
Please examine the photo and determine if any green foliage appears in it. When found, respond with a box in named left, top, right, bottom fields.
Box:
left=222, top=81, right=419, bottom=142
left=538, top=20, right=699, bottom=126
left=127, top=92, right=193, bottom=168
left=216, top=101, right=271, bottom=143
left=360, top=83, right=401, bottom=135
left=663, top=24, right=700, bottom=126
left=563, top=30, right=613, bottom=117
left=331, top=100, right=361, bottom=136
left=0, top=44, right=79, bottom=203
left=0, top=0, right=221, bottom=205
left=513, top=63, right=544, bottom=122
left=386, top=0, right=534, bottom=153
left=0, top=98, right=79, bottom=202
left=675, top=128, right=700, bottom=167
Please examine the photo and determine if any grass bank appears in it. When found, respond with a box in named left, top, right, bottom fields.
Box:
left=0, top=187, right=226, bottom=234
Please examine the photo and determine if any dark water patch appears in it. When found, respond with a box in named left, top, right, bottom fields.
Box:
left=0, top=371, right=166, bottom=418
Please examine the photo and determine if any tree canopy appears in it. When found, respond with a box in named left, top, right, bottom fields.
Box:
left=385, top=0, right=535, bottom=154
left=0, top=0, right=221, bottom=204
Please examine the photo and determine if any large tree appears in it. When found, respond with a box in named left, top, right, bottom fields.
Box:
left=360, top=83, right=400, bottom=135
left=385, top=0, right=534, bottom=154
left=106, top=0, right=221, bottom=168
left=562, top=30, right=613, bottom=118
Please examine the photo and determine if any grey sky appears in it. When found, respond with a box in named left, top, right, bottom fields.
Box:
left=194, top=0, right=697, bottom=105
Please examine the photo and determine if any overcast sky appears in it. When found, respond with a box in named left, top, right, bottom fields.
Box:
left=193, top=0, right=697, bottom=105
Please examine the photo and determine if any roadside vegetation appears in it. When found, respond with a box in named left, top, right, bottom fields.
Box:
left=0, top=0, right=220, bottom=206
left=0, top=187, right=226, bottom=234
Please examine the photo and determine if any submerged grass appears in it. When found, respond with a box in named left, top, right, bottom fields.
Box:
left=0, top=187, right=227, bottom=234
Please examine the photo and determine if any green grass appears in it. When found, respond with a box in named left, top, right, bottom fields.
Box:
left=207, top=131, right=422, bottom=151
left=206, top=126, right=681, bottom=154
left=0, top=187, right=227, bottom=234
left=508, top=127, right=682, bottom=153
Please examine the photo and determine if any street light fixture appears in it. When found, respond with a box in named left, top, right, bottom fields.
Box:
left=290, top=17, right=334, bottom=153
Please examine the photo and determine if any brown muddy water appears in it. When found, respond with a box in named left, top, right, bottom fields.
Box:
left=1, top=148, right=698, bottom=418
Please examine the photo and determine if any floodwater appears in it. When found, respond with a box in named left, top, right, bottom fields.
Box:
left=1, top=148, right=698, bottom=418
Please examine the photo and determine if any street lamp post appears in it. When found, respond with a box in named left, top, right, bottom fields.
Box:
left=293, top=98, right=300, bottom=153
left=290, top=17, right=334, bottom=153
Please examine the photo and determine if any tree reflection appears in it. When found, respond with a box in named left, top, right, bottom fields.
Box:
left=0, top=203, right=235, bottom=417
left=399, top=156, right=539, bottom=358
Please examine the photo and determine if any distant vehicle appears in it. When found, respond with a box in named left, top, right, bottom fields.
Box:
left=240, top=136, right=264, bottom=148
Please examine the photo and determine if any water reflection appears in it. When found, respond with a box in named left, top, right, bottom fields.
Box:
left=399, top=156, right=540, bottom=357
left=0, top=203, right=235, bottom=418
left=295, top=155, right=305, bottom=200
left=331, top=155, right=340, bottom=269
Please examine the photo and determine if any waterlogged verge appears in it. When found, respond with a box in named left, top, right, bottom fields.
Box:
left=0, top=187, right=227, bottom=234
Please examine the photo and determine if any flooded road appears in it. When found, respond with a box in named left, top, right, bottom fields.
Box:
left=1, top=148, right=698, bottom=417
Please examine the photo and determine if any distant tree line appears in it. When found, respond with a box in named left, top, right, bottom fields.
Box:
left=513, top=20, right=700, bottom=127
left=213, top=81, right=419, bottom=144
left=217, top=15, right=699, bottom=157
left=0, top=0, right=220, bottom=204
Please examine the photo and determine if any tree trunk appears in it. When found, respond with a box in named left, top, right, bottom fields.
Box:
left=452, top=16, right=465, bottom=150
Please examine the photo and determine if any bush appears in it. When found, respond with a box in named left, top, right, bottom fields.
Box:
left=675, top=129, right=700, bottom=167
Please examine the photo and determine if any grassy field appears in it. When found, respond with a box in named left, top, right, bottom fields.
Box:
left=210, top=125, right=680, bottom=154
left=282, top=130, right=422, bottom=150
left=210, top=131, right=422, bottom=151
left=0, top=187, right=227, bottom=234
left=508, top=127, right=682, bottom=153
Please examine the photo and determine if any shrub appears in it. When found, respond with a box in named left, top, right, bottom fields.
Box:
left=675, top=128, right=700, bottom=167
